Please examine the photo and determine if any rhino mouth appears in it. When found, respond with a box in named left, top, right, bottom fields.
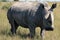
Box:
left=45, top=26, right=54, bottom=31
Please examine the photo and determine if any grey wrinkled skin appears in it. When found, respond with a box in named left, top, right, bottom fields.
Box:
left=7, top=2, right=56, bottom=39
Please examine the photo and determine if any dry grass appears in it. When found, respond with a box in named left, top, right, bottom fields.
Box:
left=0, top=2, right=60, bottom=40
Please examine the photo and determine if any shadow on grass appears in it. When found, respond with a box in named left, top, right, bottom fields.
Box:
left=0, top=30, right=29, bottom=38
left=17, top=32, right=31, bottom=38
left=16, top=31, right=40, bottom=39
left=0, top=30, right=40, bottom=40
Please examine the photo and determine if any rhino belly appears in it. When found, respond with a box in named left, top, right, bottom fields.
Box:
left=13, top=12, right=29, bottom=28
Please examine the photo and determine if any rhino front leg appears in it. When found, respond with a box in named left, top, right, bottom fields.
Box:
left=40, top=29, right=45, bottom=40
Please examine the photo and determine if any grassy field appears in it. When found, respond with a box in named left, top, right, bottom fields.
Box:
left=0, top=2, right=60, bottom=40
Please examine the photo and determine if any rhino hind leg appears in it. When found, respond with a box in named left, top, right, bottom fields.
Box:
left=10, top=20, right=19, bottom=35
left=14, top=20, right=19, bottom=33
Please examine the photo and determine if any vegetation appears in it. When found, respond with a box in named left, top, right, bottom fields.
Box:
left=0, top=2, right=60, bottom=40
left=14, top=0, right=19, bottom=1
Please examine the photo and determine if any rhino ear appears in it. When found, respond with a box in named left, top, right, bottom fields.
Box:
left=51, top=3, right=57, bottom=9
left=40, top=4, right=44, bottom=9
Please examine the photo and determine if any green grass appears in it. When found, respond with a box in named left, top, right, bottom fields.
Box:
left=0, top=2, right=60, bottom=40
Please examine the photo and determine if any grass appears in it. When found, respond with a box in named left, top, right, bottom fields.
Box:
left=0, top=2, right=60, bottom=40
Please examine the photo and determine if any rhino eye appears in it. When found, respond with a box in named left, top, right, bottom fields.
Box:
left=48, top=20, right=52, bottom=24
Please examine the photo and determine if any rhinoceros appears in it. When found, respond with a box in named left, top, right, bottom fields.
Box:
left=7, top=2, right=56, bottom=39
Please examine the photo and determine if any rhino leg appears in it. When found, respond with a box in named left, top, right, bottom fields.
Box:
left=28, top=25, right=35, bottom=38
left=10, top=20, right=19, bottom=34
left=40, top=28, right=45, bottom=40
left=14, top=20, right=19, bottom=33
